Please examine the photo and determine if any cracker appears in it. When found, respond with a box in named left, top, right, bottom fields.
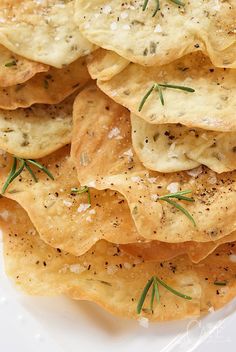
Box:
left=0, top=0, right=95, bottom=68
left=131, top=115, right=236, bottom=173
left=87, top=49, right=129, bottom=81
left=0, top=146, right=141, bottom=255
left=98, top=52, right=236, bottom=132
left=0, top=45, right=48, bottom=87
left=0, top=94, right=75, bottom=159
left=2, top=197, right=236, bottom=321
left=76, top=0, right=236, bottom=68
left=0, top=57, right=90, bottom=109
left=71, top=84, right=236, bottom=242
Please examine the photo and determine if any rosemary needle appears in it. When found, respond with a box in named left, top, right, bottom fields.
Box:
left=71, top=186, right=91, bottom=206
left=26, top=159, right=54, bottom=180
left=157, top=190, right=196, bottom=226
left=1, top=157, right=54, bottom=194
left=138, top=83, right=195, bottom=111
left=137, top=277, right=154, bottom=314
left=143, top=0, right=184, bottom=17
left=137, top=275, right=192, bottom=314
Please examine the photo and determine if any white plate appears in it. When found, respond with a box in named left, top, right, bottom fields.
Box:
left=0, top=237, right=235, bottom=352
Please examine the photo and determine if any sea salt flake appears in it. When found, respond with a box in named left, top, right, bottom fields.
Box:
left=77, top=203, right=90, bottom=213
left=108, top=127, right=121, bottom=139
left=69, top=264, right=86, bottom=274
left=110, top=22, right=118, bottom=30
left=167, top=182, right=179, bottom=193
left=120, top=11, right=128, bottom=19
left=106, top=264, right=118, bottom=275
left=151, top=194, right=158, bottom=201
left=154, top=24, right=162, bottom=33
left=123, top=262, right=132, bottom=269
left=131, top=176, right=141, bottom=183
left=148, top=177, right=157, bottom=184
left=102, top=5, right=112, bottom=14
left=63, top=200, right=72, bottom=207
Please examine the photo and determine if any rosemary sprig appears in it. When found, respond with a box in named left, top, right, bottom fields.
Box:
left=142, top=0, right=184, bottom=17
left=1, top=157, right=54, bottom=194
left=157, top=190, right=196, bottom=226
left=138, top=83, right=195, bottom=111
left=137, top=275, right=192, bottom=314
left=71, top=186, right=91, bottom=207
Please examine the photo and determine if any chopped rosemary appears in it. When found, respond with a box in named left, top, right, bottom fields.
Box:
left=157, top=190, right=196, bottom=226
left=1, top=157, right=54, bottom=194
left=5, top=60, right=17, bottom=67
left=214, top=281, right=227, bottom=286
left=142, top=0, right=184, bottom=17
left=138, top=83, right=195, bottom=111
left=71, top=186, right=91, bottom=206
left=137, top=275, right=192, bottom=314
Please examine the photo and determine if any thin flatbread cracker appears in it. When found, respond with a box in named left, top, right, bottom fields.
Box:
left=98, top=52, right=236, bottom=132
left=76, top=0, right=236, bottom=68
left=0, top=57, right=90, bottom=110
left=0, top=45, right=48, bottom=87
left=0, top=146, right=142, bottom=255
left=0, top=94, right=75, bottom=159
left=131, top=115, right=236, bottom=173
left=122, top=231, right=236, bottom=264
left=3, top=197, right=236, bottom=320
left=71, top=85, right=236, bottom=243
left=87, top=49, right=129, bottom=81
left=0, top=0, right=95, bottom=68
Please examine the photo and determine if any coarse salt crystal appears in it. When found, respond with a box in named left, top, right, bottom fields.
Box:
left=123, top=262, right=132, bottom=269
left=86, top=216, right=92, bottom=223
left=102, top=5, right=112, bottom=14
left=89, top=209, right=96, bottom=215
left=63, top=200, right=72, bottom=207
left=167, top=182, right=179, bottom=193
left=69, top=264, right=86, bottom=274
left=131, top=176, right=141, bottom=183
left=120, top=11, right=128, bottom=19
left=154, top=24, right=162, bottom=33
left=110, top=22, right=118, bottom=30
left=151, top=194, right=158, bottom=201
left=77, top=203, right=90, bottom=213
left=148, top=177, right=157, bottom=184
left=108, top=127, right=121, bottom=139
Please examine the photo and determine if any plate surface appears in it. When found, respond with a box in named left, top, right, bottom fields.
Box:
left=0, top=231, right=235, bottom=352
